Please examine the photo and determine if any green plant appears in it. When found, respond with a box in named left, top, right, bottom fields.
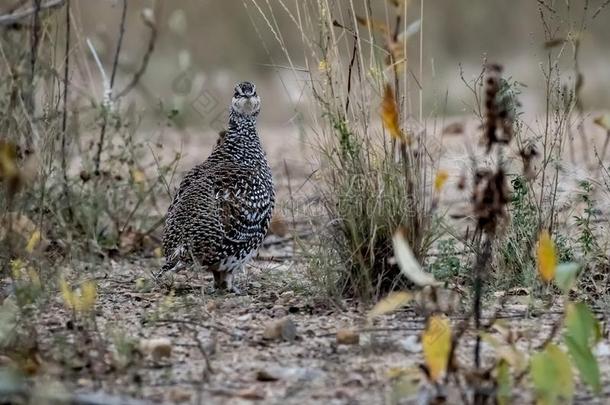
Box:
left=574, top=180, right=599, bottom=256
left=429, top=238, right=467, bottom=281
left=248, top=0, right=435, bottom=301
left=497, top=176, right=538, bottom=288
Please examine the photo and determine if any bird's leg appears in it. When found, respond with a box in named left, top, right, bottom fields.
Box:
left=212, top=271, right=226, bottom=291
left=212, top=271, right=242, bottom=295
left=225, top=272, right=242, bottom=295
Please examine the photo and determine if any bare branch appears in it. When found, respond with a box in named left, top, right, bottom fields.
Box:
left=0, top=0, right=64, bottom=26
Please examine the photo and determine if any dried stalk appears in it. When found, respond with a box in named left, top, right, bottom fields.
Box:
left=93, top=0, right=127, bottom=174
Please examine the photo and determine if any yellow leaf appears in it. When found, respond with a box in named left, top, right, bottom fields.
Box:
left=77, top=281, right=97, bottom=313
left=318, top=60, right=328, bottom=72
left=131, top=168, right=146, bottom=184
left=422, top=315, right=452, bottom=381
left=25, top=230, right=41, bottom=253
left=380, top=84, right=404, bottom=141
left=387, top=0, right=410, bottom=10
left=593, top=114, right=610, bottom=131
left=537, top=230, right=557, bottom=282
left=368, top=291, right=413, bottom=319
left=0, top=141, right=19, bottom=180
left=355, top=15, right=389, bottom=35
left=10, top=259, right=26, bottom=279
left=434, top=170, right=449, bottom=192
left=59, top=278, right=76, bottom=310
left=27, top=268, right=41, bottom=288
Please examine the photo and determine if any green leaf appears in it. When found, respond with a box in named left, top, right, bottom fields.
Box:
left=564, top=302, right=602, bottom=392
left=496, top=360, right=512, bottom=405
left=565, top=336, right=601, bottom=393
left=554, top=262, right=580, bottom=293
left=565, top=302, right=601, bottom=348
left=530, top=344, right=574, bottom=404
left=0, top=300, right=18, bottom=347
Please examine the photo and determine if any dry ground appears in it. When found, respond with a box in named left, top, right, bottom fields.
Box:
left=3, top=115, right=610, bottom=404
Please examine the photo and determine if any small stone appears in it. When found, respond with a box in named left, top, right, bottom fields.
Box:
left=206, top=300, right=218, bottom=312
left=336, top=329, right=359, bottom=345
left=399, top=335, right=421, bottom=353
left=168, top=388, right=192, bottom=403
left=139, top=338, right=172, bottom=361
left=237, top=313, right=252, bottom=322
left=256, top=366, right=323, bottom=382
left=263, top=317, right=297, bottom=341
left=237, top=386, right=266, bottom=400
left=271, top=305, right=288, bottom=318
left=256, top=369, right=279, bottom=382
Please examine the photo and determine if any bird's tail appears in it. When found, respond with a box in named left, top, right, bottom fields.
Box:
left=153, top=260, right=186, bottom=280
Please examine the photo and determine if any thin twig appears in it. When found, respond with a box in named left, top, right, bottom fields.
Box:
left=24, top=0, right=42, bottom=152
left=592, top=0, right=610, bottom=18
left=109, top=0, right=127, bottom=89
left=152, top=318, right=236, bottom=338
left=93, top=0, right=127, bottom=174
left=60, top=0, right=71, bottom=220
left=0, top=0, right=64, bottom=26
left=114, top=15, right=157, bottom=99
left=473, top=234, right=492, bottom=369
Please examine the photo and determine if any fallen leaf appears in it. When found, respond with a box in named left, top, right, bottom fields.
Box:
left=25, top=230, right=41, bottom=253
left=593, top=114, right=610, bottom=131
left=368, top=291, right=413, bottom=319
left=139, top=338, right=172, bottom=361
left=336, top=329, right=360, bottom=345
left=263, top=317, right=297, bottom=342
left=268, top=213, right=288, bottom=237
left=421, top=315, right=451, bottom=382
left=237, top=386, right=265, bottom=400
left=442, top=122, right=464, bottom=135
left=131, top=168, right=146, bottom=184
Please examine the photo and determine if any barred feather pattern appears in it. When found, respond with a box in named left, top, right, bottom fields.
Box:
left=161, top=84, right=274, bottom=282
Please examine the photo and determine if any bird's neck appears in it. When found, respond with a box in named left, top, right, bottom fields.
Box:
left=229, top=111, right=257, bottom=128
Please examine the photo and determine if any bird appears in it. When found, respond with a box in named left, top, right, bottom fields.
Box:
left=158, top=81, right=275, bottom=293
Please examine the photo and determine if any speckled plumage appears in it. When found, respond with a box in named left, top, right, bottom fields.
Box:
left=159, top=82, right=274, bottom=291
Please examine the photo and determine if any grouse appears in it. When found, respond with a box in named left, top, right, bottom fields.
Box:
left=159, top=81, right=275, bottom=292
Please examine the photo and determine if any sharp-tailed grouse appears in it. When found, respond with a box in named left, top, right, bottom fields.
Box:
left=159, top=81, right=274, bottom=292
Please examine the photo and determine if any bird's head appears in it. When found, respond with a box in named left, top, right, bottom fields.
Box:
left=230, top=81, right=260, bottom=118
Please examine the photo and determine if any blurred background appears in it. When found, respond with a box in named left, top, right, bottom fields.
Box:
left=70, top=0, right=610, bottom=127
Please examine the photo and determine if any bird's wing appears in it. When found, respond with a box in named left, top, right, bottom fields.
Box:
left=163, top=166, right=224, bottom=265
left=213, top=166, right=273, bottom=245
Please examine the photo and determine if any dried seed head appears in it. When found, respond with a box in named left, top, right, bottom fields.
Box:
left=471, top=168, right=508, bottom=234
left=519, top=145, right=539, bottom=180
left=482, top=64, right=515, bottom=153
